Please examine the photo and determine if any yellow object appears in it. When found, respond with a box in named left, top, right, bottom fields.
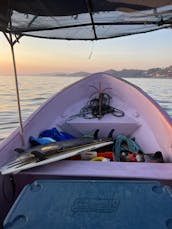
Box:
left=91, top=157, right=107, bottom=161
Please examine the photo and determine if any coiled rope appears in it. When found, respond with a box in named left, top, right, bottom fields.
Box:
left=67, top=86, right=124, bottom=120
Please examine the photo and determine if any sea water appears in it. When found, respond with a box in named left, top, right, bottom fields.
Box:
left=0, top=76, right=172, bottom=142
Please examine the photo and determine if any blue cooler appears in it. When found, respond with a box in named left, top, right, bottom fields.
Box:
left=3, top=180, right=172, bottom=229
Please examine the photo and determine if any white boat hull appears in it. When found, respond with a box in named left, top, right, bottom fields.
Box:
left=0, top=73, right=172, bottom=173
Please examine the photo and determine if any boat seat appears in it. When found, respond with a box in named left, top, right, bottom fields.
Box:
left=61, top=114, right=141, bottom=138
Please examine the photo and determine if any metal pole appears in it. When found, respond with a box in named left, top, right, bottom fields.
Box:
left=6, top=32, right=25, bottom=146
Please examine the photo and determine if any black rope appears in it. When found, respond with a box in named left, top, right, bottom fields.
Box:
left=68, top=91, right=124, bottom=120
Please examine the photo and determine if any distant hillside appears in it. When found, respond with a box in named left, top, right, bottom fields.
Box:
left=103, top=65, right=172, bottom=78
left=39, top=66, right=172, bottom=78
left=35, top=71, right=90, bottom=77
left=63, top=71, right=90, bottom=77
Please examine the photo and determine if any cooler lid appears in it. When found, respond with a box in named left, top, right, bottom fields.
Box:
left=4, top=180, right=172, bottom=229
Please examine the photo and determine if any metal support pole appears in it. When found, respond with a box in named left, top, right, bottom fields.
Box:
left=4, top=32, right=25, bottom=146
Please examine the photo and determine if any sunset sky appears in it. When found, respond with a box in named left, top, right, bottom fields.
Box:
left=0, top=28, right=172, bottom=75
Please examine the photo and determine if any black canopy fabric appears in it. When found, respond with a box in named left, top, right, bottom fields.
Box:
left=0, top=0, right=172, bottom=40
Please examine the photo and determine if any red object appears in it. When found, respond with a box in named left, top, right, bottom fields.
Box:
left=98, top=152, right=115, bottom=161
left=68, top=151, right=114, bottom=161
left=68, top=155, right=81, bottom=160
left=127, top=153, right=137, bottom=162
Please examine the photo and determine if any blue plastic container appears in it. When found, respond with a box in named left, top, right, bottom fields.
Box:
left=3, top=180, right=172, bottom=229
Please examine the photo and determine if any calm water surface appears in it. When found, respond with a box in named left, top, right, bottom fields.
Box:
left=0, top=76, right=172, bottom=141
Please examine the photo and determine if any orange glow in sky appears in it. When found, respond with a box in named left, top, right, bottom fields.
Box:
left=0, top=29, right=172, bottom=76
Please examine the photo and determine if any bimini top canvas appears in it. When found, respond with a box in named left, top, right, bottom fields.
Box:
left=0, top=0, right=171, bottom=40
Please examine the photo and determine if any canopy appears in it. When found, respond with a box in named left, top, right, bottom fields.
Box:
left=0, top=0, right=172, bottom=40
